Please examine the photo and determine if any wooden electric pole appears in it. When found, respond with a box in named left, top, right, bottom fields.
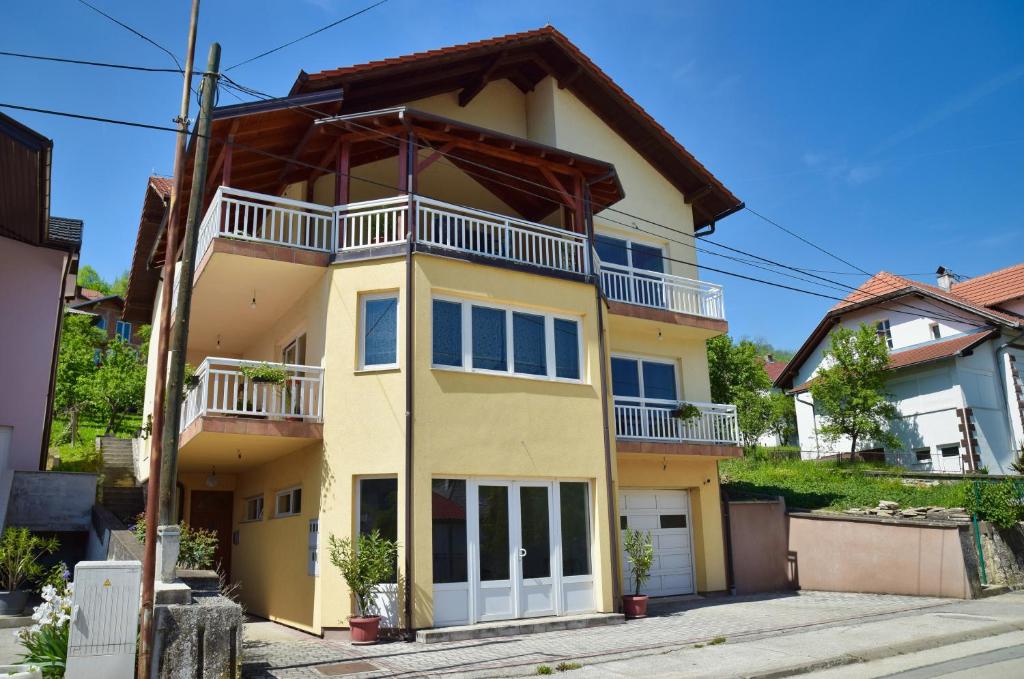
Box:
left=159, top=42, right=221, bottom=525
left=138, top=1, right=200, bottom=676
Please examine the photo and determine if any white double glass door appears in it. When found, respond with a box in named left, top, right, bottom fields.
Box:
left=470, top=481, right=557, bottom=621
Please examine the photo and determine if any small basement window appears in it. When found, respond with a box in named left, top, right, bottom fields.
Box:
left=275, top=487, right=302, bottom=517
left=940, top=445, right=961, bottom=458
left=244, top=495, right=264, bottom=521
left=914, top=448, right=931, bottom=463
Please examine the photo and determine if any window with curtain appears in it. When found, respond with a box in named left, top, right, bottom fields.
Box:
left=361, top=294, right=398, bottom=368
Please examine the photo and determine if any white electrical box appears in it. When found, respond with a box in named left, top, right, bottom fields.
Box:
left=66, top=560, right=142, bottom=679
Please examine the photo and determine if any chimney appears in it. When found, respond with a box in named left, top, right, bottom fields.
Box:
left=936, top=266, right=954, bottom=291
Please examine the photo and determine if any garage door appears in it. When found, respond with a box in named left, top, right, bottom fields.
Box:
left=619, top=490, right=694, bottom=597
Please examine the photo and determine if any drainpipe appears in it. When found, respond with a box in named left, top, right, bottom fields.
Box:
left=991, top=330, right=1024, bottom=462
left=585, top=187, right=622, bottom=611
left=400, top=118, right=416, bottom=639
left=794, top=393, right=821, bottom=458
left=40, top=245, right=77, bottom=470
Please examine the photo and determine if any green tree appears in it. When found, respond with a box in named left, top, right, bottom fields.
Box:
left=85, top=338, right=146, bottom=435
left=53, top=313, right=104, bottom=444
left=76, top=265, right=110, bottom=294
left=109, top=270, right=130, bottom=297
left=707, top=335, right=773, bottom=448
left=766, top=390, right=797, bottom=445
left=809, top=324, right=899, bottom=462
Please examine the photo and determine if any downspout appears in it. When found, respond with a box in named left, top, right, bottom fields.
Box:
left=585, top=187, right=622, bottom=611
left=991, top=329, right=1024, bottom=463
left=40, top=245, right=76, bottom=470
left=794, top=393, right=821, bottom=458
left=399, top=112, right=416, bottom=638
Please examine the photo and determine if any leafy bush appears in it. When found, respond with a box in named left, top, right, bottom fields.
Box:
left=18, top=582, right=74, bottom=678
left=536, top=666, right=554, bottom=675
left=0, top=528, right=59, bottom=592
left=131, top=516, right=219, bottom=570
left=623, top=528, right=654, bottom=596
left=38, top=562, right=71, bottom=595
left=964, top=480, right=1024, bottom=529
left=328, top=530, right=399, bottom=618
left=240, top=362, right=287, bottom=384
left=671, top=403, right=702, bottom=422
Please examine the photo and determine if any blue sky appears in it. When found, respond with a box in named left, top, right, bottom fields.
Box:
left=3, top=0, right=1022, bottom=349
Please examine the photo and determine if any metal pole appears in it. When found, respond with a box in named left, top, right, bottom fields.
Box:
left=138, top=2, right=200, bottom=676
left=159, top=42, right=221, bottom=524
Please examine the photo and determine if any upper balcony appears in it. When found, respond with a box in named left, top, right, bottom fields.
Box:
left=614, top=401, right=741, bottom=458
left=176, top=357, right=324, bottom=472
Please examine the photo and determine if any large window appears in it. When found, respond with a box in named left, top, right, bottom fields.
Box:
left=359, top=477, right=398, bottom=582
left=611, top=356, right=678, bottom=405
left=559, top=482, right=591, bottom=577
left=595, top=235, right=664, bottom=274
left=360, top=293, right=398, bottom=369
left=431, top=479, right=467, bottom=584
left=432, top=297, right=582, bottom=382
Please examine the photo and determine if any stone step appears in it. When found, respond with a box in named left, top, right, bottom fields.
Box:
left=414, top=612, right=624, bottom=644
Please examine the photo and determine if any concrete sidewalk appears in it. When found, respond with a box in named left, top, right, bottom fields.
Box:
left=241, top=591, right=1024, bottom=677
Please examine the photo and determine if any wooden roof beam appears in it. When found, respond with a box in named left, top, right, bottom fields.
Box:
left=685, top=184, right=712, bottom=205
left=458, top=51, right=508, bottom=107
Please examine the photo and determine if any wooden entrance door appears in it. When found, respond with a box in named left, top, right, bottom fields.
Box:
left=189, top=490, right=234, bottom=577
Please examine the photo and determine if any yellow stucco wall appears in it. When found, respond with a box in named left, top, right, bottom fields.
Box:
left=410, top=255, right=614, bottom=627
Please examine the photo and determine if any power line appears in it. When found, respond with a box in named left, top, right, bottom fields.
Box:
left=224, top=0, right=390, bottom=72
left=744, top=206, right=869, bottom=275
left=1, top=98, right=993, bottom=331
left=74, top=0, right=183, bottom=71
left=0, top=50, right=209, bottom=74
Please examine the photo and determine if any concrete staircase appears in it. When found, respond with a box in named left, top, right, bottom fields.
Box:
left=98, top=437, right=145, bottom=524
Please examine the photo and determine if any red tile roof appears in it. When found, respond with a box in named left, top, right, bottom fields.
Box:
left=149, top=175, right=173, bottom=199
left=788, top=329, right=998, bottom=393
left=763, top=360, right=788, bottom=383
left=951, top=263, right=1024, bottom=307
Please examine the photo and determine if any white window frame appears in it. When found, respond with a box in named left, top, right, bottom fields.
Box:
left=115, top=320, right=132, bottom=342
left=275, top=486, right=302, bottom=518
left=244, top=495, right=264, bottom=522
left=875, top=319, right=894, bottom=349
left=610, top=352, right=680, bottom=407
left=595, top=232, right=666, bottom=273
left=430, top=295, right=584, bottom=384
left=358, top=292, right=399, bottom=371
left=939, top=444, right=961, bottom=458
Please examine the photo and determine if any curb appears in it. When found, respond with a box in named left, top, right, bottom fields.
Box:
left=745, top=620, right=1024, bottom=679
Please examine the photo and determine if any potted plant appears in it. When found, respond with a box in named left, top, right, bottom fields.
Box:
left=622, top=528, right=654, bottom=619
left=0, top=528, right=58, bottom=615
left=240, top=362, right=291, bottom=417
left=671, top=402, right=702, bottom=423
left=328, top=529, right=399, bottom=644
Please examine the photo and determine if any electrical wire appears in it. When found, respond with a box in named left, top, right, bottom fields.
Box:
left=224, top=0, right=390, bottom=72
left=0, top=50, right=209, bottom=75
left=74, top=0, right=184, bottom=72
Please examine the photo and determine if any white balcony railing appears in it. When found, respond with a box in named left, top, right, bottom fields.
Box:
left=614, top=402, right=738, bottom=445
left=415, top=197, right=589, bottom=275
left=179, top=357, right=324, bottom=433
left=600, top=261, right=725, bottom=320
left=195, top=187, right=590, bottom=277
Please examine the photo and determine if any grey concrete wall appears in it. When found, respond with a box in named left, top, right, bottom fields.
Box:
left=787, top=513, right=972, bottom=598
left=86, top=504, right=143, bottom=562
left=5, top=470, right=97, bottom=531
left=152, top=597, right=243, bottom=679
left=728, top=500, right=795, bottom=594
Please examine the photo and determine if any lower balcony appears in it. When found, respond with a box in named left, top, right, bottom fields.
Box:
left=177, top=358, right=323, bottom=472
left=614, top=402, right=741, bottom=458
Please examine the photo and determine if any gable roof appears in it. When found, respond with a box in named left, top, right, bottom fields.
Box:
left=788, top=329, right=999, bottom=393
left=950, top=263, right=1024, bottom=307
left=776, top=270, right=1021, bottom=389
left=291, top=26, right=742, bottom=229
left=762, top=359, right=788, bottom=383
left=122, top=176, right=172, bottom=323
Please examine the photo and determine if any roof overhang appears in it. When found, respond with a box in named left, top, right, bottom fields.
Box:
left=289, top=26, right=742, bottom=228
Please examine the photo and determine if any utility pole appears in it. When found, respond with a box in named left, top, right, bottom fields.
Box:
left=138, top=1, right=200, bottom=676
left=159, top=42, right=221, bottom=524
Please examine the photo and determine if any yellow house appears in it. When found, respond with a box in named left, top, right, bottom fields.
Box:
left=124, top=26, right=743, bottom=635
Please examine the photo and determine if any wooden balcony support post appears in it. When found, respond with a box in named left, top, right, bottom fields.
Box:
left=335, top=140, right=351, bottom=205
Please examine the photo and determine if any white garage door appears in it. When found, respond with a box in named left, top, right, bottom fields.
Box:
left=619, top=490, right=694, bottom=597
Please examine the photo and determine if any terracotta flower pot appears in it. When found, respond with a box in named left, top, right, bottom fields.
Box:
left=349, top=615, right=381, bottom=644
left=622, top=594, right=649, bottom=619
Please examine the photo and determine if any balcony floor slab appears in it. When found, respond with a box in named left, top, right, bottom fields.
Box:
left=178, top=415, right=323, bottom=472
left=606, top=299, right=728, bottom=334
left=616, top=439, right=743, bottom=459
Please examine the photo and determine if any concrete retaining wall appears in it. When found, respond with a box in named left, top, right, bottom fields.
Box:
left=5, top=471, right=97, bottom=531
left=728, top=500, right=977, bottom=598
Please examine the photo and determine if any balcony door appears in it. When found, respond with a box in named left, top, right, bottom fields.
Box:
left=472, top=481, right=557, bottom=622
left=281, top=334, right=306, bottom=415
left=595, top=235, right=666, bottom=307
left=611, top=356, right=679, bottom=439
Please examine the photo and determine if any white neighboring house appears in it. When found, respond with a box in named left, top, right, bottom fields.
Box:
left=757, top=356, right=797, bottom=448
left=774, top=265, right=1024, bottom=474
